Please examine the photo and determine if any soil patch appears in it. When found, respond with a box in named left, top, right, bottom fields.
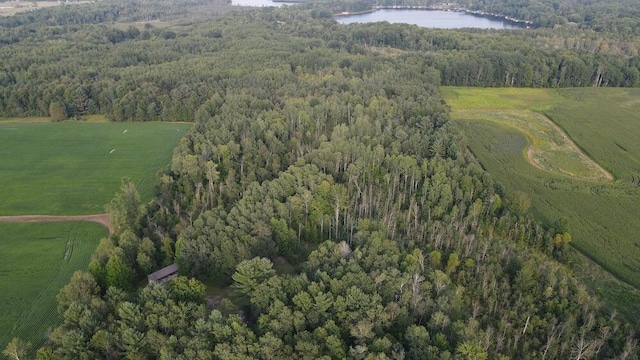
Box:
left=0, top=214, right=112, bottom=234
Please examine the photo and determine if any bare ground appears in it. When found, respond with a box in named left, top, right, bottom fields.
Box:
left=0, top=214, right=112, bottom=234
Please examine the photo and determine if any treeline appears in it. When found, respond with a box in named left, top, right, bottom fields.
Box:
left=7, top=4, right=635, bottom=359
left=1, top=4, right=639, bottom=123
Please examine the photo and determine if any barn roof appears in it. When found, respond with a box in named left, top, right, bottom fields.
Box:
left=148, top=263, right=179, bottom=282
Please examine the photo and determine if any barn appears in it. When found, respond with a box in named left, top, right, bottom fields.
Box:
left=147, top=263, right=179, bottom=285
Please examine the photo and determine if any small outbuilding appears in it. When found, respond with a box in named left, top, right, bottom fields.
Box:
left=147, top=263, right=179, bottom=285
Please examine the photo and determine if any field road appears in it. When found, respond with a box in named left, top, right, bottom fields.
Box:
left=0, top=213, right=112, bottom=233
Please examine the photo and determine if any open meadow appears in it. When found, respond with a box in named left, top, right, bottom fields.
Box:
left=0, top=120, right=192, bottom=215
left=443, top=87, right=640, bottom=326
left=0, top=222, right=106, bottom=351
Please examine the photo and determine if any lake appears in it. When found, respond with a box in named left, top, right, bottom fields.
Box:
left=335, top=9, right=525, bottom=29
left=231, top=0, right=293, bottom=7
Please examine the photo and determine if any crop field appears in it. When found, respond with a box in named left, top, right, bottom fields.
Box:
left=443, top=87, right=640, bottom=325
left=546, top=88, right=640, bottom=181
left=0, top=121, right=192, bottom=215
left=0, top=221, right=106, bottom=352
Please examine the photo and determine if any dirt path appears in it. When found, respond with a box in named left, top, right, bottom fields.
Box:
left=526, top=147, right=544, bottom=171
left=0, top=213, right=112, bottom=234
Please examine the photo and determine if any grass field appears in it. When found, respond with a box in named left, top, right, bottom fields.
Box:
left=0, top=121, right=192, bottom=215
left=442, top=87, right=640, bottom=327
left=0, top=222, right=106, bottom=352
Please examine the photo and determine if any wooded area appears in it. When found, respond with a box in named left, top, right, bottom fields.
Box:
left=1, top=0, right=640, bottom=122
left=2, top=0, right=639, bottom=358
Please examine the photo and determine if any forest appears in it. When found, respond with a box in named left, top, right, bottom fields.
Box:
left=1, top=0, right=639, bottom=358
left=2, top=0, right=640, bottom=122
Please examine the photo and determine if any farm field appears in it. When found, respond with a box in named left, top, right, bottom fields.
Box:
left=0, top=121, right=192, bottom=215
left=0, top=1, right=96, bottom=17
left=0, top=221, right=106, bottom=352
left=443, top=87, right=640, bottom=326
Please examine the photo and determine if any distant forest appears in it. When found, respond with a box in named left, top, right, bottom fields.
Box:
left=1, top=0, right=640, bottom=121
left=1, top=0, right=639, bottom=358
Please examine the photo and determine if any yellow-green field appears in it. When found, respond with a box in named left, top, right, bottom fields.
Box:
left=443, top=87, right=640, bottom=326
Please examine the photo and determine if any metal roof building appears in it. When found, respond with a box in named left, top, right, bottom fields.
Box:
left=147, top=263, right=179, bottom=285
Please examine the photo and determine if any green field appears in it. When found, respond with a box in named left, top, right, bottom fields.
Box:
left=443, top=87, right=640, bottom=326
left=0, top=121, right=192, bottom=215
left=0, top=222, right=106, bottom=351
left=0, top=120, right=191, bottom=352
left=546, top=88, right=640, bottom=180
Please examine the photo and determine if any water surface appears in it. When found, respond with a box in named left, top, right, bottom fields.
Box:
left=336, top=9, right=524, bottom=29
left=231, top=0, right=291, bottom=7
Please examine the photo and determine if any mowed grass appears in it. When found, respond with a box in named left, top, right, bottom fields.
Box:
left=0, top=222, right=106, bottom=352
left=443, top=87, right=640, bottom=327
left=0, top=121, right=192, bottom=215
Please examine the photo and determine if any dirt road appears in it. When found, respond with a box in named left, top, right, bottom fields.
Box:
left=0, top=213, right=112, bottom=233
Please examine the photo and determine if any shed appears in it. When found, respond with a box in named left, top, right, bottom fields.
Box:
left=147, top=263, right=179, bottom=285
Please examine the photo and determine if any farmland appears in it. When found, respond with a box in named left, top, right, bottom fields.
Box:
left=0, top=120, right=192, bottom=215
left=0, top=221, right=106, bottom=351
left=0, top=119, right=191, bottom=352
left=443, top=87, right=640, bottom=324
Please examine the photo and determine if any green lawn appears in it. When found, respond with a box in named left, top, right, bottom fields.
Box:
left=0, top=222, right=106, bottom=352
left=0, top=121, right=192, bottom=215
left=443, top=87, right=640, bottom=327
